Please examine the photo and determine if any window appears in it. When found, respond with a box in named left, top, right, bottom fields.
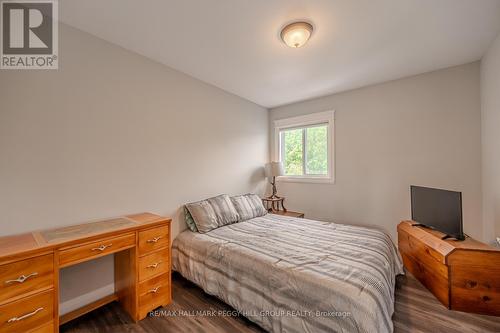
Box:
left=274, top=110, right=334, bottom=183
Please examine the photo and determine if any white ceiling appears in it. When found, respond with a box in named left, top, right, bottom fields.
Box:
left=60, top=0, right=500, bottom=108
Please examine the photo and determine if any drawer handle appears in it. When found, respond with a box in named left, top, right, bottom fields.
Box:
left=146, top=261, right=162, bottom=269
left=147, top=236, right=162, bottom=243
left=91, top=244, right=112, bottom=252
left=149, top=286, right=160, bottom=293
left=7, top=307, right=44, bottom=323
left=5, top=272, right=38, bottom=284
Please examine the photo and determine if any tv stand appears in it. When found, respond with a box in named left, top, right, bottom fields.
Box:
left=409, top=224, right=465, bottom=241
left=398, top=220, right=500, bottom=316
left=441, top=234, right=463, bottom=241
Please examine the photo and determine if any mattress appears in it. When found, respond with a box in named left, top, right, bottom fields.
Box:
left=172, top=214, right=403, bottom=333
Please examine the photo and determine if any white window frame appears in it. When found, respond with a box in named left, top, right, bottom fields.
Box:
left=273, top=110, right=335, bottom=184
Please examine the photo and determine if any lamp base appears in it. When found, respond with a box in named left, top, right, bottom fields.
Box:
left=268, top=177, right=281, bottom=199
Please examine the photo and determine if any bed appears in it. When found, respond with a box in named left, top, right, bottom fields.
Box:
left=172, top=213, right=403, bottom=333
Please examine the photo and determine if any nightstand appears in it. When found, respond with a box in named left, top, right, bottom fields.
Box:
left=271, top=210, right=304, bottom=218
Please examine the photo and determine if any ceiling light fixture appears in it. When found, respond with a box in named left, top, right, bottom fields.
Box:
left=280, top=21, right=313, bottom=48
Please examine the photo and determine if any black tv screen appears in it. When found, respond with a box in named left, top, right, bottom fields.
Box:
left=410, top=185, right=464, bottom=240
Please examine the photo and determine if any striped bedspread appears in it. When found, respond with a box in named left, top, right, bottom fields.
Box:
left=172, top=214, right=403, bottom=333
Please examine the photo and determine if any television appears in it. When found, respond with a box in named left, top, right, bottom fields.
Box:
left=410, top=185, right=464, bottom=240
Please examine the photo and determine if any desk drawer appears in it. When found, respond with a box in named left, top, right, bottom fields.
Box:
left=0, top=254, right=54, bottom=305
left=138, top=226, right=169, bottom=255
left=0, top=290, right=54, bottom=333
left=138, top=249, right=169, bottom=282
left=138, top=273, right=170, bottom=319
left=59, top=233, right=135, bottom=267
left=27, top=321, right=54, bottom=333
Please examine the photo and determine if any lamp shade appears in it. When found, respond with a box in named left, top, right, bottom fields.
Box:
left=265, top=162, right=285, bottom=178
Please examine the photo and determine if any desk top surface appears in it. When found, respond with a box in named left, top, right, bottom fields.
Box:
left=0, top=213, right=171, bottom=261
left=40, top=218, right=136, bottom=244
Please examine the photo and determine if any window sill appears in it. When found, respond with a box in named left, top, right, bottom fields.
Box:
left=277, top=176, right=335, bottom=184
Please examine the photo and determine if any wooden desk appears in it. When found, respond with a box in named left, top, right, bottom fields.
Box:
left=0, top=213, right=172, bottom=333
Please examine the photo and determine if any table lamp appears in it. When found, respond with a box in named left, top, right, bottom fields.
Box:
left=265, top=162, right=284, bottom=199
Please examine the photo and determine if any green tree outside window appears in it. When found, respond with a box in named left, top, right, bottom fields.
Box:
left=280, top=124, right=328, bottom=176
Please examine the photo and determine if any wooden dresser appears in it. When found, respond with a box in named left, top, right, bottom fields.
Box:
left=0, top=213, right=171, bottom=333
left=398, top=221, right=500, bottom=316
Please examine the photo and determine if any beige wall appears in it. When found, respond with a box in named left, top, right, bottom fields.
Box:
left=0, top=24, right=268, bottom=312
left=270, top=63, right=482, bottom=242
left=481, top=32, right=500, bottom=244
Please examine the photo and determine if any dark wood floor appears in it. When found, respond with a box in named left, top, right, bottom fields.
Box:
left=61, top=272, right=500, bottom=333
